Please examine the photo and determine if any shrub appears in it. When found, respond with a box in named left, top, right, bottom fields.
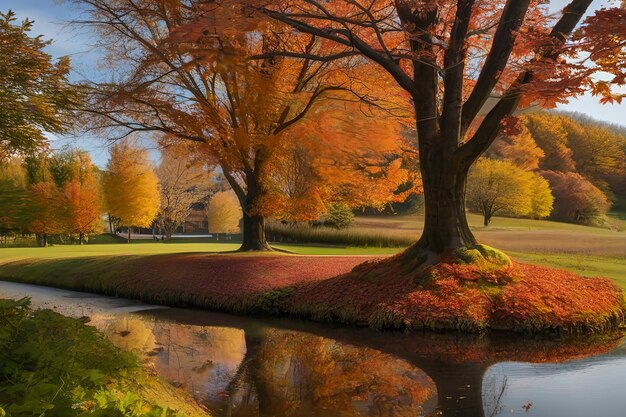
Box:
left=252, top=287, right=294, bottom=315
left=323, top=204, right=355, bottom=229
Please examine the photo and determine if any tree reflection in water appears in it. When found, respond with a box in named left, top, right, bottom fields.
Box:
left=98, top=309, right=623, bottom=417
left=229, top=330, right=438, bottom=417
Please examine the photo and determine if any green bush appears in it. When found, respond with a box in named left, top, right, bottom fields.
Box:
left=323, top=204, right=355, bottom=229
left=252, top=287, right=294, bottom=315
left=0, top=298, right=194, bottom=417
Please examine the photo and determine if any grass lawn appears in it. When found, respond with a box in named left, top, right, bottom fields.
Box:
left=0, top=241, right=624, bottom=292
left=0, top=242, right=242, bottom=263
left=355, top=212, right=622, bottom=233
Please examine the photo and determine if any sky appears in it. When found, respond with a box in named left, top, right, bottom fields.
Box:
left=3, top=0, right=625, bottom=167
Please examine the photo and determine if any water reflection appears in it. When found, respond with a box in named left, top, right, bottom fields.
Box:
left=0, top=282, right=624, bottom=417
left=127, top=308, right=624, bottom=417
left=231, top=330, right=437, bottom=417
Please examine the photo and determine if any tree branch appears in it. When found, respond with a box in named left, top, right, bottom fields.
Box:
left=460, top=0, right=531, bottom=136
left=456, top=0, right=594, bottom=163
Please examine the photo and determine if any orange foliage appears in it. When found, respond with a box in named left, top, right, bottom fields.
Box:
left=62, top=175, right=102, bottom=241
left=263, top=100, right=420, bottom=221
left=572, top=5, right=626, bottom=104
left=82, top=0, right=414, bottom=239
left=26, top=181, right=65, bottom=239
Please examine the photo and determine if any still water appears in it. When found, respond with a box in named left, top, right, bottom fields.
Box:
left=1, top=281, right=625, bottom=417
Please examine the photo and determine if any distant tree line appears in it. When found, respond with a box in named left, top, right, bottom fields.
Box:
left=481, top=111, right=626, bottom=227
left=0, top=150, right=102, bottom=246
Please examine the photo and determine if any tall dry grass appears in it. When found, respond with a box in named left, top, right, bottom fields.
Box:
left=266, top=222, right=415, bottom=247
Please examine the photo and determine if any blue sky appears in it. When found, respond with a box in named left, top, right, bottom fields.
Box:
left=3, top=0, right=625, bottom=166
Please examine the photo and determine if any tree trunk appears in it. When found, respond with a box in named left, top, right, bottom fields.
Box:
left=163, top=220, right=175, bottom=241
left=222, top=168, right=272, bottom=252
left=43, top=233, right=48, bottom=247
left=128, top=227, right=131, bottom=243
left=240, top=212, right=271, bottom=251
left=79, top=232, right=84, bottom=245
left=483, top=213, right=492, bottom=227
left=415, top=153, right=477, bottom=255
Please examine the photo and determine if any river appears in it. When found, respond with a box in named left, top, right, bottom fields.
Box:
left=1, top=281, right=625, bottom=417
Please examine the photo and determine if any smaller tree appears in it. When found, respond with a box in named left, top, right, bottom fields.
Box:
left=156, top=145, right=212, bottom=240
left=541, top=171, right=610, bottom=226
left=63, top=174, right=102, bottom=244
left=206, top=191, right=242, bottom=240
left=26, top=181, right=65, bottom=246
left=466, top=159, right=553, bottom=226
left=102, top=143, right=160, bottom=242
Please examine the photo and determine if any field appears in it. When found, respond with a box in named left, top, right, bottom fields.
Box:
left=0, top=213, right=624, bottom=289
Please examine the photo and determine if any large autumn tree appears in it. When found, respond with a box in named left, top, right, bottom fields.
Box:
left=248, top=0, right=625, bottom=263
left=74, top=0, right=411, bottom=251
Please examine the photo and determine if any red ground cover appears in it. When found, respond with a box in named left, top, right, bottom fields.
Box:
left=117, top=254, right=381, bottom=311
left=287, top=259, right=625, bottom=332
left=8, top=252, right=621, bottom=332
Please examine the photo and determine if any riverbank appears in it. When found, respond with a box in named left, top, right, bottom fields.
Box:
left=0, top=249, right=623, bottom=333
left=0, top=296, right=209, bottom=417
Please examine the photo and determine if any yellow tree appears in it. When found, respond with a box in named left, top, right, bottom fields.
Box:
left=0, top=158, right=28, bottom=238
left=102, top=143, right=159, bottom=242
left=466, top=159, right=553, bottom=226
left=206, top=190, right=242, bottom=239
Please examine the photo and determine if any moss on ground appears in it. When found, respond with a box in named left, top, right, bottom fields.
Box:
left=455, top=244, right=511, bottom=266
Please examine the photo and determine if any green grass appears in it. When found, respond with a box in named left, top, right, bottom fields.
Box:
left=0, top=241, right=399, bottom=264
left=0, top=242, right=242, bottom=263
left=0, top=298, right=208, bottom=416
left=509, top=252, right=626, bottom=291
left=356, top=213, right=621, bottom=233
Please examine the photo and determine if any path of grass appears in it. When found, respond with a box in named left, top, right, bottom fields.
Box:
left=0, top=244, right=622, bottom=333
